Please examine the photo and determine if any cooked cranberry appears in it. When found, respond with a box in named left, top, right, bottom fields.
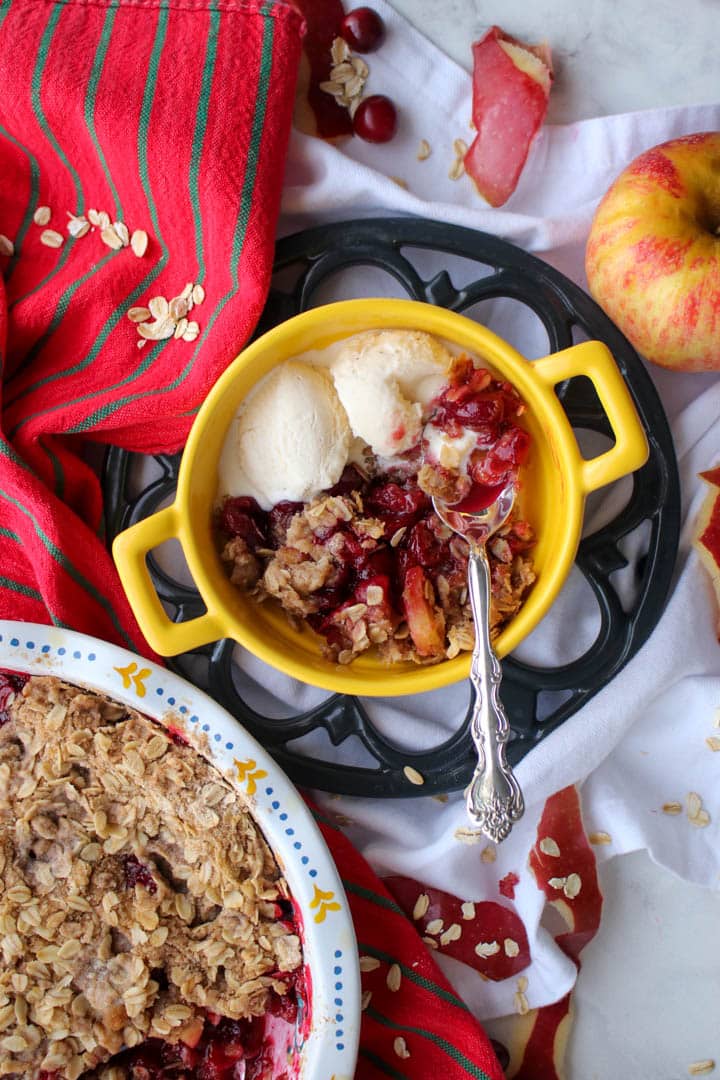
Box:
left=0, top=670, right=27, bottom=727
left=219, top=497, right=269, bottom=551
left=268, top=500, right=302, bottom=542
left=352, top=94, right=397, bottom=143
left=267, top=988, right=299, bottom=1024
left=216, top=1015, right=264, bottom=1060
left=395, top=545, right=412, bottom=585
left=199, top=1036, right=245, bottom=1074
left=167, top=725, right=189, bottom=746
left=274, top=897, right=294, bottom=921
left=469, top=427, right=529, bottom=486
left=405, top=519, right=446, bottom=570
left=356, top=547, right=394, bottom=581
left=506, top=519, right=534, bottom=553
left=312, top=615, right=346, bottom=649
left=89, top=981, right=303, bottom=1079
left=122, top=854, right=158, bottom=894
left=365, top=480, right=429, bottom=532
left=314, top=581, right=350, bottom=614
left=327, top=464, right=368, bottom=498
left=454, top=482, right=505, bottom=514
left=337, top=528, right=366, bottom=562
left=436, top=390, right=506, bottom=436
left=341, top=6, right=385, bottom=51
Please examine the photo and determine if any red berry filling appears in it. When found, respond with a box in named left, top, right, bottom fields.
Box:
left=219, top=496, right=270, bottom=551
left=0, top=670, right=28, bottom=727
left=122, top=853, right=158, bottom=894
left=78, top=991, right=300, bottom=1079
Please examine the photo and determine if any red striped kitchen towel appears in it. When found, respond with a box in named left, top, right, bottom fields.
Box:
left=0, top=3, right=506, bottom=1077
left=313, top=806, right=506, bottom=1080
left=0, top=0, right=304, bottom=646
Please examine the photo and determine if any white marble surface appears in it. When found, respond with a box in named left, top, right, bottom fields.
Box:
left=393, top=0, right=720, bottom=123
left=485, top=850, right=720, bottom=1078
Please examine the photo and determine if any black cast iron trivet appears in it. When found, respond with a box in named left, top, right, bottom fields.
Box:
left=103, top=217, right=681, bottom=797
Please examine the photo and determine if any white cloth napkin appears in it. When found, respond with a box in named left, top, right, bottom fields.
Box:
left=239, top=0, right=720, bottom=1023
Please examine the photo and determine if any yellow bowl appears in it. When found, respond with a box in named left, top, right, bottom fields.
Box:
left=113, top=299, right=648, bottom=697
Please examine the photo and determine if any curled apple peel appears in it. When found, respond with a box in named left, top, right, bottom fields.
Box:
left=694, top=466, right=720, bottom=634
left=464, top=26, right=553, bottom=208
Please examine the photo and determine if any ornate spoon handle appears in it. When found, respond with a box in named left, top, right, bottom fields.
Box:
left=464, top=545, right=524, bottom=842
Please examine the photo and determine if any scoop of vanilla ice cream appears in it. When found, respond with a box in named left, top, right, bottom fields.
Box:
left=218, top=361, right=352, bottom=510
left=330, top=330, right=452, bottom=458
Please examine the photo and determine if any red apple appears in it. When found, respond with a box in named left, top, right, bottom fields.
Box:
left=585, top=132, right=720, bottom=372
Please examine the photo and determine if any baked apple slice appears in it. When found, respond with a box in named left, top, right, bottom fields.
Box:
left=402, top=565, right=446, bottom=657
left=464, top=26, right=553, bottom=207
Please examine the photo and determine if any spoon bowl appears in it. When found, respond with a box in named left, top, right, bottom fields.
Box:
left=431, top=482, right=517, bottom=546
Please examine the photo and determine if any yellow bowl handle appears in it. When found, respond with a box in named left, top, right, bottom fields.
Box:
left=112, top=505, right=225, bottom=656
left=532, top=341, right=649, bottom=493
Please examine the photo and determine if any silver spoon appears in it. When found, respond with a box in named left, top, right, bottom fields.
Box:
left=432, top=482, right=524, bottom=842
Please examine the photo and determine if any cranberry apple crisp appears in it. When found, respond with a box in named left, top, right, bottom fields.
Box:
left=218, top=349, right=535, bottom=665
left=0, top=674, right=303, bottom=1079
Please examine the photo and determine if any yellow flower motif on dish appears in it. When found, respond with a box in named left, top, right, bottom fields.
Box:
left=309, top=884, right=341, bottom=924
left=114, top=661, right=152, bottom=698
left=233, top=758, right=268, bottom=796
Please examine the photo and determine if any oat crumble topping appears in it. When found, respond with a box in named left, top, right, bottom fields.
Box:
left=0, top=676, right=301, bottom=1078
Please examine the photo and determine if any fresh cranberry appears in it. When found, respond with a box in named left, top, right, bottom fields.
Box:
left=352, top=94, right=397, bottom=143
left=219, top=497, right=269, bottom=551
left=341, top=6, right=385, bottom=51
left=0, top=670, right=27, bottom=727
left=122, top=853, right=158, bottom=894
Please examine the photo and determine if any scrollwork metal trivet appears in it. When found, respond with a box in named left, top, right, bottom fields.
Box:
left=103, top=217, right=680, bottom=798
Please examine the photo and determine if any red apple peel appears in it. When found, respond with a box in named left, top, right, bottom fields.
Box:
left=464, top=26, right=553, bottom=208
